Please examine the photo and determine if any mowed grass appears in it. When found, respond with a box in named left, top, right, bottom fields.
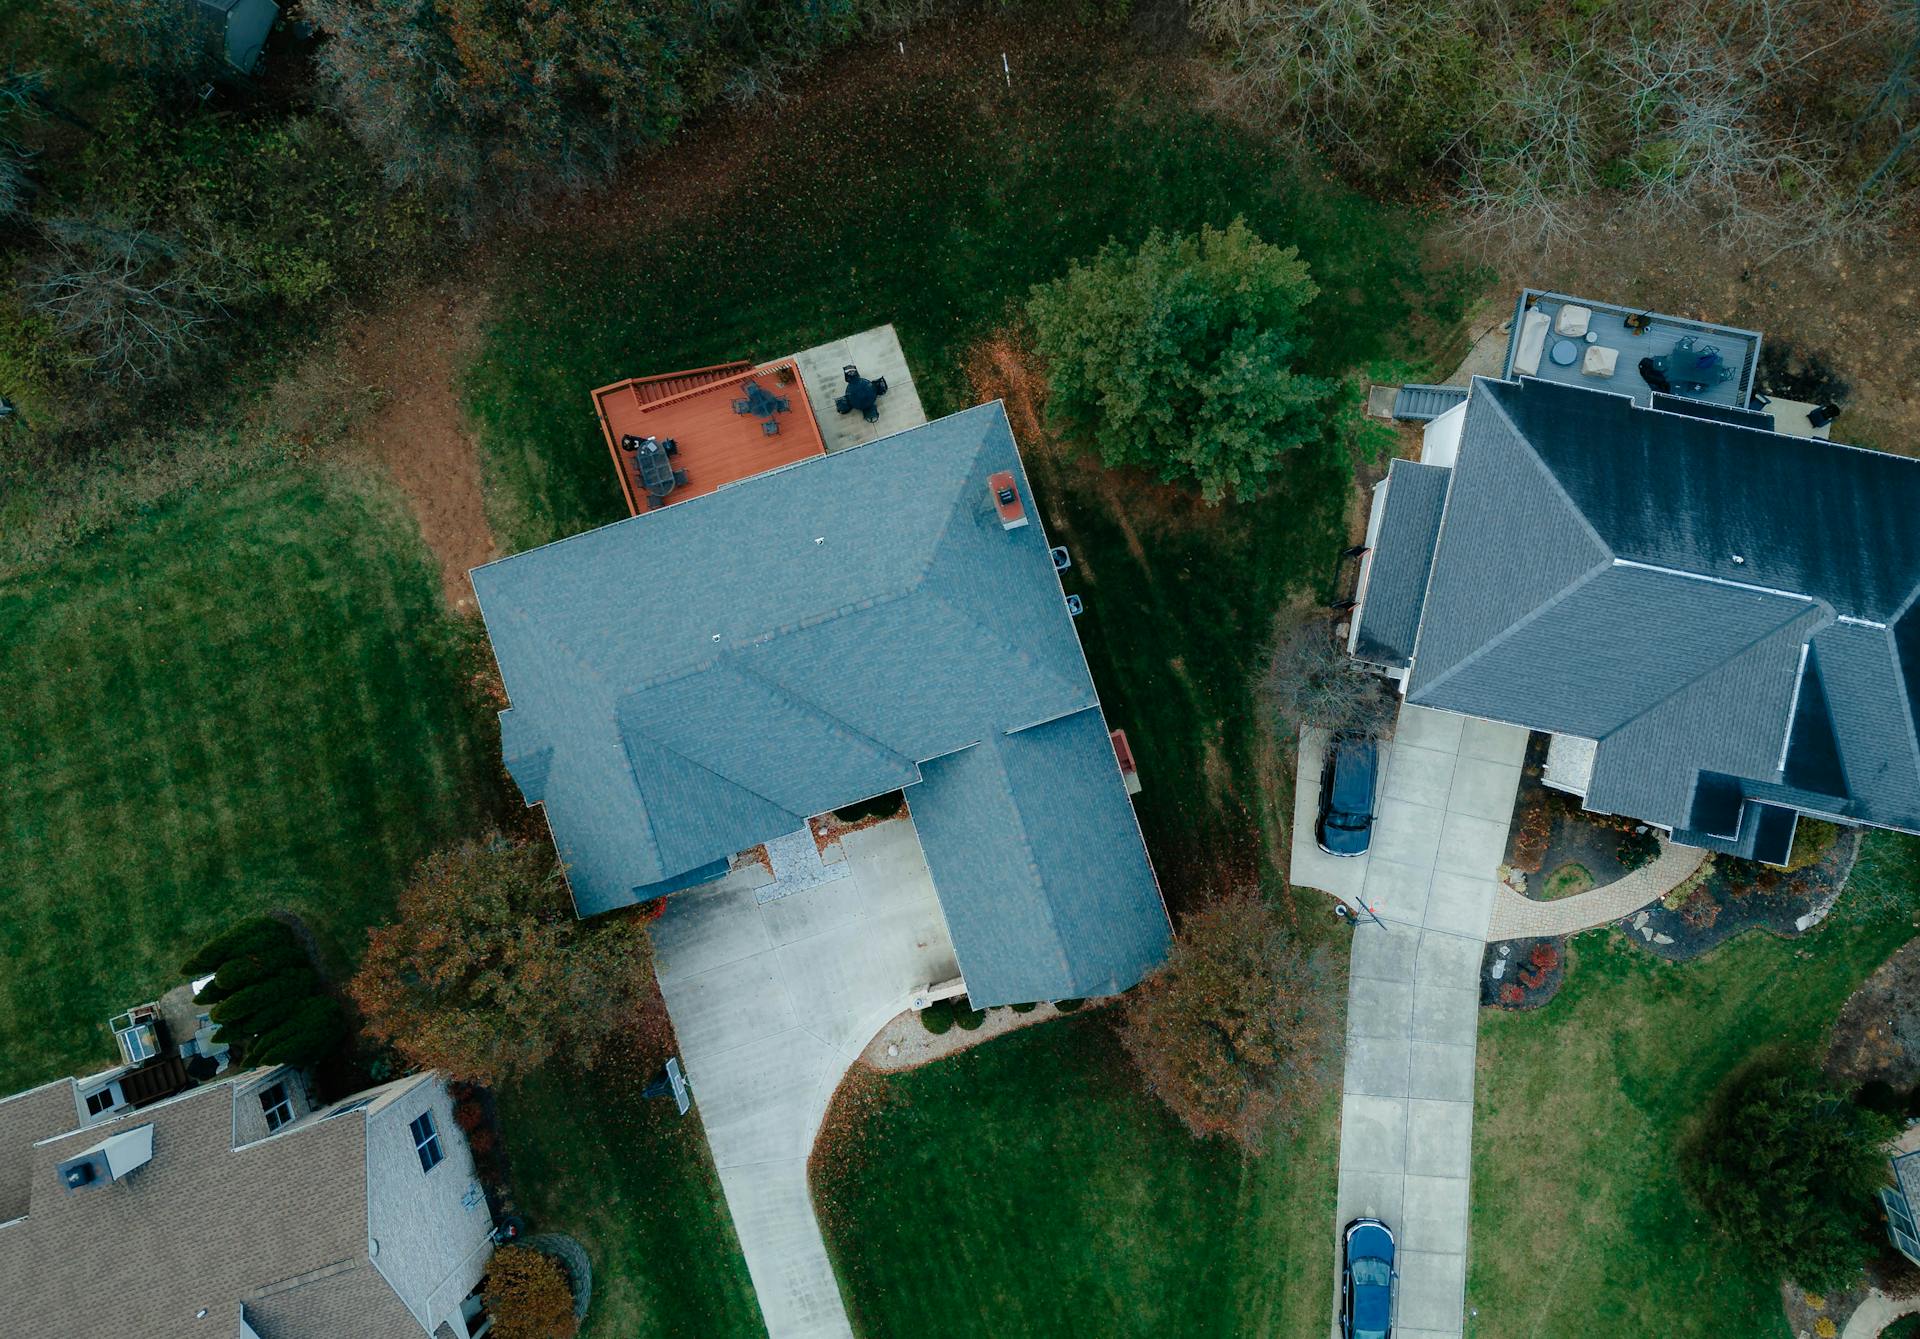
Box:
left=814, top=1010, right=1343, bottom=1339
left=497, top=1061, right=759, bottom=1338
left=0, top=469, right=494, bottom=1092
left=1467, top=834, right=1920, bottom=1339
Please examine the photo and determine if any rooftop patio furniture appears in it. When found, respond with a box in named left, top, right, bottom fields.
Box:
left=1512, top=308, right=1552, bottom=375
left=1555, top=304, right=1592, bottom=337
left=1550, top=339, right=1580, bottom=367
left=1582, top=345, right=1619, bottom=378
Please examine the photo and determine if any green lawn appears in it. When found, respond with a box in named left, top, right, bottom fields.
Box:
left=1468, top=834, right=1920, bottom=1339
left=813, top=1010, right=1342, bottom=1339
left=496, top=1061, right=759, bottom=1338
left=0, top=469, right=494, bottom=1092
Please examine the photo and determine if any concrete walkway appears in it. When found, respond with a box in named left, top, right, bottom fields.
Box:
left=652, top=816, right=957, bottom=1339
left=1292, top=705, right=1528, bottom=1339
left=1486, top=841, right=1707, bottom=940
left=1842, top=1290, right=1920, bottom=1338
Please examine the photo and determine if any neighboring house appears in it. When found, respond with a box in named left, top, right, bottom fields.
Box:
left=471, top=399, right=1171, bottom=1006
left=192, top=0, right=280, bottom=75
left=0, top=1066, right=494, bottom=1339
left=1351, top=290, right=1920, bottom=864
left=1885, top=1147, right=1920, bottom=1267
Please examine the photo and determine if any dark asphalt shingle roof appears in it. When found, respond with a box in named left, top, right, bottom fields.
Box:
left=473, top=402, right=1169, bottom=999
left=1395, top=375, right=1920, bottom=840
left=1353, top=460, right=1449, bottom=668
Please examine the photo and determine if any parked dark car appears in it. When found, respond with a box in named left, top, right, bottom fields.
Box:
left=1341, top=1217, right=1396, bottom=1339
left=1316, top=732, right=1378, bottom=857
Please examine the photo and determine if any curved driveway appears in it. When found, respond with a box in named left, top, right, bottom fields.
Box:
left=652, top=816, right=957, bottom=1339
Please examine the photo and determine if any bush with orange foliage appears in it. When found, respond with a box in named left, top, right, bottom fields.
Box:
left=1117, top=890, right=1338, bottom=1154
left=483, top=1245, right=578, bottom=1339
left=350, top=832, right=658, bottom=1085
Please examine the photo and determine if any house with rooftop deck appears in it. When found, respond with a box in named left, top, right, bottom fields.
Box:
left=1351, top=291, right=1920, bottom=865
left=472, top=396, right=1169, bottom=1007
left=0, top=1064, right=494, bottom=1339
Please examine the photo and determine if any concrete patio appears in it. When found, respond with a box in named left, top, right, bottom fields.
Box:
left=1292, top=705, right=1527, bottom=1339
left=784, top=324, right=928, bottom=454
left=653, top=815, right=957, bottom=1339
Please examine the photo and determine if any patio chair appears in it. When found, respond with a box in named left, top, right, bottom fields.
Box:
left=762, top=419, right=780, bottom=436
left=731, top=398, right=752, bottom=415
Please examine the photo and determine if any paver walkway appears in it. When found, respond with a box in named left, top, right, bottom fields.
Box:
left=652, top=816, right=957, bottom=1339
left=1486, top=841, right=1708, bottom=940
left=1292, top=705, right=1528, bottom=1339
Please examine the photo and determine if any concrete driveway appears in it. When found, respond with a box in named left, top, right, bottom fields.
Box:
left=653, top=816, right=957, bottom=1339
left=1292, top=706, right=1526, bottom=1339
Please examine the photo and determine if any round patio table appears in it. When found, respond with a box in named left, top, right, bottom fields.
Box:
left=1549, top=339, right=1580, bottom=367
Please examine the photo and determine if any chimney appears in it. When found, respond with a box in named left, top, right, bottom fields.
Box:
left=56, top=1124, right=155, bottom=1193
left=988, top=471, right=1028, bottom=531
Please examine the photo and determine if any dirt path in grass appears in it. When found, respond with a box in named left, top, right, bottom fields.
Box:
left=336, top=286, right=498, bottom=609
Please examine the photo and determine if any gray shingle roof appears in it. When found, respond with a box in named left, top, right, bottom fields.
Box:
left=1353, top=460, right=1449, bottom=668
left=1395, top=375, right=1920, bottom=840
left=472, top=402, right=1168, bottom=1000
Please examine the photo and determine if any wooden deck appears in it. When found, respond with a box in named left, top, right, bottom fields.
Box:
left=592, top=360, right=827, bottom=514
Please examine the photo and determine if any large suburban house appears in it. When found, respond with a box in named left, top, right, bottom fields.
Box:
left=471, top=395, right=1171, bottom=1006
left=0, top=1064, right=494, bottom=1339
left=1353, top=291, right=1920, bottom=865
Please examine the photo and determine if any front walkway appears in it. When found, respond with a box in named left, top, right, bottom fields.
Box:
left=652, top=816, right=957, bottom=1339
left=1486, top=841, right=1708, bottom=940
left=1292, top=706, right=1527, bottom=1339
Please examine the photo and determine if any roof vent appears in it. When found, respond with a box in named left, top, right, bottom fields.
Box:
left=988, top=471, right=1028, bottom=531
left=1731, top=554, right=1746, bottom=565
left=56, top=1124, right=155, bottom=1193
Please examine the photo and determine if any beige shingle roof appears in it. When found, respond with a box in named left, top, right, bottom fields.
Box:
left=0, top=1073, right=424, bottom=1339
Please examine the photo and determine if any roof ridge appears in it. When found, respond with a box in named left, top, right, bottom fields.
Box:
left=1600, top=599, right=1831, bottom=748
left=720, top=657, right=916, bottom=770
left=1412, top=556, right=1615, bottom=702
left=1481, top=378, right=1615, bottom=556
left=973, top=736, right=1074, bottom=981
left=1875, top=619, right=1920, bottom=797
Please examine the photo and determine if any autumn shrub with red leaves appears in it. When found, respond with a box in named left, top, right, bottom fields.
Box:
left=1529, top=944, right=1559, bottom=972
left=1117, top=891, right=1338, bottom=1154
left=1499, top=983, right=1525, bottom=1006
left=350, top=832, right=660, bottom=1085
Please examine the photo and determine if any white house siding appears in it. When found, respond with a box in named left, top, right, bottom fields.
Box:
left=1420, top=399, right=1468, bottom=468
left=364, top=1076, right=494, bottom=1337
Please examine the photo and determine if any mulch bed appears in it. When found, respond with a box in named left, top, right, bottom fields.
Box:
left=1826, top=936, right=1920, bottom=1091
left=1503, top=734, right=1657, bottom=899
left=1619, top=827, right=1860, bottom=964
left=1480, top=935, right=1568, bottom=1010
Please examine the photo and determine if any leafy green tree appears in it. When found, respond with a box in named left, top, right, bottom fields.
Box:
left=1027, top=217, right=1336, bottom=503
left=1684, top=1060, right=1898, bottom=1291
left=184, top=916, right=344, bottom=1067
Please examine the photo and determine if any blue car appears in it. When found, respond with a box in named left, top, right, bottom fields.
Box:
left=1316, top=733, right=1379, bottom=857
left=1342, top=1218, right=1396, bottom=1339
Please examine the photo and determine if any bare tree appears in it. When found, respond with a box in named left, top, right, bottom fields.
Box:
left=26, top=220, right=232, bottom=386
left=0, top=70, right=44, bottom=219
left=1258, top=615, right=1394, bottom=740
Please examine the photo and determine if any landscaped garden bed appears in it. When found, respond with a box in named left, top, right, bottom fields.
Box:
left=1502, top=735, right=1660, bottom=899
left=1619, top=821, right=1861, bottom=963
left=1479, top=937, right=1567, bottom=1010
